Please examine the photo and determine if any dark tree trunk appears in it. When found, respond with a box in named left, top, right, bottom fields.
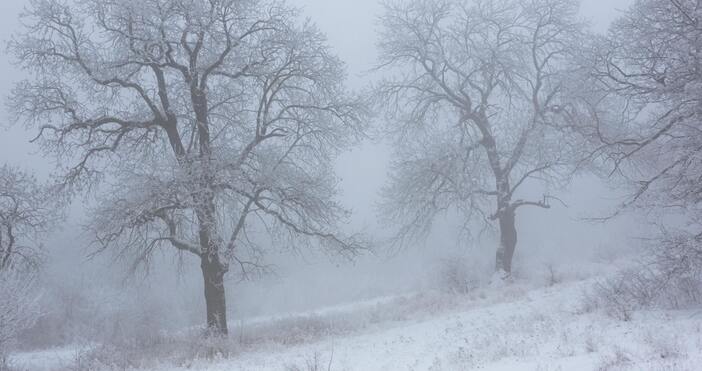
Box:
left=0, top=225, right=16, bottom=270
left=196, top=192, right=229, bottom=336
left=477, top=123, right=518, bottom=276
left=201, top=256, right=228, bottom=336
left=191, top=78, right=229, bottom=336
left=495, top=208, right=517, bottom=275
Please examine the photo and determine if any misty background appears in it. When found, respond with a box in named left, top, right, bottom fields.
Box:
left=0, top=0, right=640, bottom=329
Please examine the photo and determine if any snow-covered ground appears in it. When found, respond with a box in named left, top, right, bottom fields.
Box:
left=12, top=270, right=702, bottom=371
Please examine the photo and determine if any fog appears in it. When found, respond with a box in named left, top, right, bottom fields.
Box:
left=0, top=0, right=640, bottom=321
left=6, top=0, right=699, bottom=369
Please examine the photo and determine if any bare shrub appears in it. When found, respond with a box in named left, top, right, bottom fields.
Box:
left=0, top=271, right=41, bottom=368
left=597, top=346, right=632, bottom=371
left=590, top=232, right=702, bottom=320
left=435, top=256, right=482, bottom=295
left=284, top=351, right=333, bottom=371
left=647, top=231, right=702, bottom=307
left=591, top=276, right=640, bottom=321
left=642, top=331, right=685, bottom=361
left=545, top=264, right=563, bottom=287
left=585, top=335, right=598, bottom=353
left=17, top=277, right=174, bottom=353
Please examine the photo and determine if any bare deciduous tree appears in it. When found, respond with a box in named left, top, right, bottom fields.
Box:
left=586, top=0, right=702, bottom=209
left=0, top=166, right=52, bottom=366
left=375, top=0, right=587, bottom=276
left=0, top=165, right=55, bottom=271
left=583, top=0, right=702, bottom=305
left=10, top=0, right=366, bottom=336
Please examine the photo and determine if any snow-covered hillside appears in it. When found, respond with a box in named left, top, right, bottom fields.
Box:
left=13, top=269, right=702, bottom=371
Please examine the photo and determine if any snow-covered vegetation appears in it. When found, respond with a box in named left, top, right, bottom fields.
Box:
left=10, top=260, right=702, bottom=370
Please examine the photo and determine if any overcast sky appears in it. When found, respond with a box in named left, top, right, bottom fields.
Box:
left=0, top=0, right=636, bottom=244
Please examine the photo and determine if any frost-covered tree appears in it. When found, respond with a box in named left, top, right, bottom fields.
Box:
left=583, top=0, right=702, bottom=304
left=0, top=166, right=52, bottom=365
left=0, top=165, right=54, bottom=271
left=10, top=0, right=366, bottom=336
left=376, top=0, right=587, bottom=276
left=587, top=0, right=702, bottom=207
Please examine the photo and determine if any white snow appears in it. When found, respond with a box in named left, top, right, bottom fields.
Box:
left=10, top=347, right=87, bottom=371
left=13, top=271, right=702, bottom=371
left=183, top=279, right=701, bottom=371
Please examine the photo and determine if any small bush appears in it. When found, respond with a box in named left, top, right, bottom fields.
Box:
left=435, top=256, right=482, bottom=294
left=0, top=271, right=41, bottom=366
left=597, top=346, right=632, bottom=371
left=284, top=351, right=333, bottom=371
left=586, top=231, right=702, bottom=321
left=545, top=264, right=562, bottom=287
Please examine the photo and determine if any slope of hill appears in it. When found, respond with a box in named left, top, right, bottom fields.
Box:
left=12, top=266, right=702, bottom=371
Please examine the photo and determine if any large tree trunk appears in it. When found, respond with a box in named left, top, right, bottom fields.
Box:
left=495, top=208, right=517, bottom=275
left=196, top=190, right=229, bottom=336
left=201, top=256, right=228, bottom=336
left=478, top=127, right=518, bottom=276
